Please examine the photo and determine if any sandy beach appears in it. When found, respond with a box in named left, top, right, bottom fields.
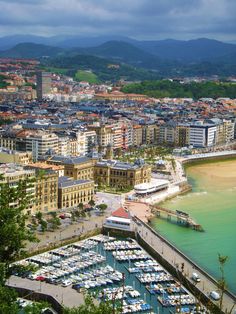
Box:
left=187, top=159, right=236, bottom=189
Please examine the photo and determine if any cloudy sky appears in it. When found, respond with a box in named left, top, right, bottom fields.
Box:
left=0, top=0, right=235, bottom=41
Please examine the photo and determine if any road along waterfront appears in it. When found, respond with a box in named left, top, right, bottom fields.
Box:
left=150, top=158, right=236, bottom=295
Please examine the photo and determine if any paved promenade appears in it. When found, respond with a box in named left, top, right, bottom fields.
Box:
left=133, top=218, right=236, bottom=313
left=8, top=275, right=84, bottom=308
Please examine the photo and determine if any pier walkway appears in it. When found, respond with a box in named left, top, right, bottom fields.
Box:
left=150, top=205, right=204, bottom=231
left=133, top=217, right=236, bottom=314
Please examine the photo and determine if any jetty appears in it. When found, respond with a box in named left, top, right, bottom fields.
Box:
left=150, top=205, right=204, bottom=232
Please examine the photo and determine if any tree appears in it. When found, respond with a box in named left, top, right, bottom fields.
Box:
left=35, top=211, right=43, bottom=221
left=47, top=217, right=61, bottom=230
left=0, top=176, right=37, bottom=271
left=218, top=254, right=229, bottom=312
left=49, top=211, right=57, bottom=219
left=40, top=219, right=48, bottom=232
left=78, top=203, right=84, bottom=211
left=88, top=199, right=95, bottom=207
left=24, top=302, right=49, bottom=314
left=74, top=210, right=81, bottom=219
left=63, top=294, right=120, bottom=314
left=86, top=210, right=91, bottom=218
left=0, top=285, right=18, bottom=314
left=97, top=203, right=108, bottom=215
left=0, top=176, right=38, bottom=312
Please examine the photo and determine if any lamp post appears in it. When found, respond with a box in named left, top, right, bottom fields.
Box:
left=59, top=230, right=62, bottom=242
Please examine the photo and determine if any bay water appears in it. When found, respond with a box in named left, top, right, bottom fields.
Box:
left=150, top=159, right=236, bottom=293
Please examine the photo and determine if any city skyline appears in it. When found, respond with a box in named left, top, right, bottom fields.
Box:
left=0, top=0, right=235, bottom=42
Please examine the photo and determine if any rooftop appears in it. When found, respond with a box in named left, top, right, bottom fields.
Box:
left=58, top=176, right=93, bottom=188
left=112, top=207, right=131, bottom=219
left=49, top=155, right=91, bottom=165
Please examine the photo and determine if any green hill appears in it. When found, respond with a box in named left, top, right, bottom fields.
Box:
left=0, top=43, right=64, bottom=58
left=75, top=70, right=98, bottom=83
left=44, top=54, right=160, bottom=82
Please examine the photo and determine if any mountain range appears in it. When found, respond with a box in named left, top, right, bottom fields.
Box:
left=0, top=35, right=236, bottom=61
left=0, top=35, right=235, bottom=78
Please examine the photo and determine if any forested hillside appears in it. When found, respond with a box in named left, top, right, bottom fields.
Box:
left=122, top=80, right=236, bottom=99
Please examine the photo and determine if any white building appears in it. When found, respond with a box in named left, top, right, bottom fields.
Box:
left=26, top=132, right=58, bottom=161
left=104, top=207, right=133, bottom=232
left=134, top=179, right=169, bottom=195
left=189, top=124, right=217, bottom=148
left=76, top=130, right=97, bottom=156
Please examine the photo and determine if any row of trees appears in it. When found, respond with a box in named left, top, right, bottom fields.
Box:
left=0, top=74, right=9, bottom=89
left=30, top=199, right=108, bottom=233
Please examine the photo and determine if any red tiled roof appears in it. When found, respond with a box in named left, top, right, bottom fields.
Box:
left=112, top=207, right=130, bottom=219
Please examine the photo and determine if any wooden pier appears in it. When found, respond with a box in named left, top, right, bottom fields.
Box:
left=150, top=205, right=204, bottom=232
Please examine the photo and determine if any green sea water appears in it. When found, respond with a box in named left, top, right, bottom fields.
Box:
left=150, top=159, right=236, bottom=294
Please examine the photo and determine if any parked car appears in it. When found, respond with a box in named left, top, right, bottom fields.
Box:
left=62, top=279, right=72, bottom=287
left=192, top=272, right=201, bottom=282
left=64, top=212, right=72, bottom=218
left=36, top=276, right=45, bottom=281
left=210, top=291, right=220, bottom=301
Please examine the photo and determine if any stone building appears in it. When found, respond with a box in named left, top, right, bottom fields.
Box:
left=58, top=176, right=94, bottom=209
left=47, top=156, right=96, bottom=180
left=94, top=159, right=151, bottom=189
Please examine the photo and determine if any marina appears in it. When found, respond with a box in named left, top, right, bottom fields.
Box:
left=13, top=235, right=207, bottom=314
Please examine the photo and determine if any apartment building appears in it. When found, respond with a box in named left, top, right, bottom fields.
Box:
left=0, top=164, right=35, bottom=214
left=88, top=124, right=112, bottom=151
left=189, top=123, right=217, bottom=148
left=120, top=120, right=133, bottom=149
left=133, top=125, right=143, bottom=147
left=33, top=168, right=58, bottom=213
left=142, top=124, right=159, bottom=145
left=76, top=130, right=97, bottom=155
left=26, top=132, right=59, bottom=161
left=0, top=134, right=16, bottom=150
left=159, top=123, right=176, bottom=145
left=58, top=136, right=70, bottom=156
left=222, top=120, right=235, bottom=143
left=176, top=124, right=190, bottom=147
left=0, top=148, right=32, bottom=164
left=112, top=123, right=123, bottom=150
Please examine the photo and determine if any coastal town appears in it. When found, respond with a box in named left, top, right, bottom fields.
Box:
left=0, top=55, right=235, bottom=314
